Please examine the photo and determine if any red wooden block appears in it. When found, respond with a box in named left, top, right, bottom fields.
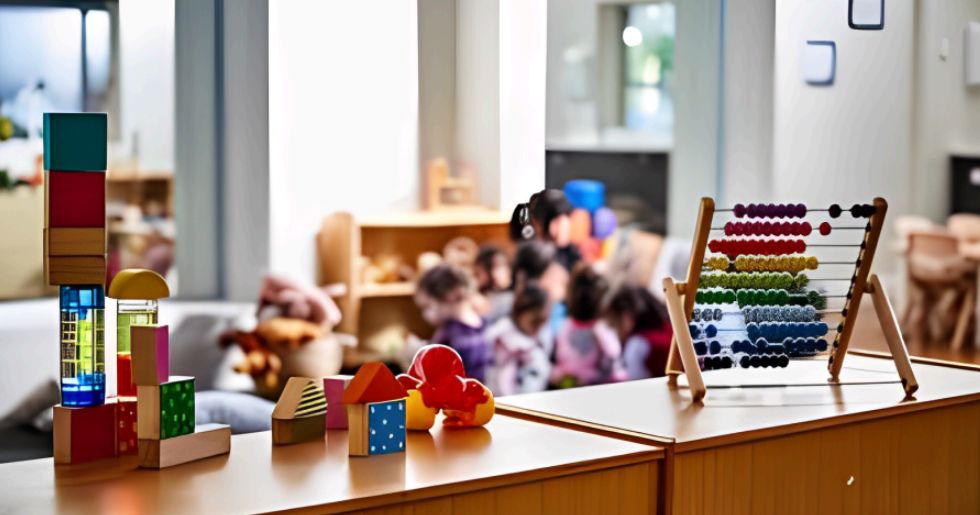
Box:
left=53, top=402, right=117, bottom=464
left=116, top=399, right=138, bottom=455
left=341, top=362, right=407, bottom=404
left=47, top=171, right=106, bottom=228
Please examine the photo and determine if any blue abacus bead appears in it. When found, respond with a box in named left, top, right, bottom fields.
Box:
left=817, top=322, right=829, bottom=335
left=713, top=308, right=723, bottom=321
left=689, top=324, right=700, bottom=338
left=769, top=343, right=785, bottom=355
left=816, top=338, right=829, bottom=352
left=705, top=324, right=718, bottom=338
left=785, top=337, right=797, bottom=355
left=803, top=338, right=816, bottom=353
left=709, top=340, right=722, bottom=355
left=755, top=338, right=769, bottom=352
left=692, top=308, right=701, bottom=322
left=694, top=341, right=708, bottom=356
left=747, top=323, right=759, bottom=340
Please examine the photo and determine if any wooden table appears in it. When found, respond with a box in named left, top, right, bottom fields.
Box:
left=498, top=353, right=980, bottom=514
left=0, top=414, right=662, bottom=514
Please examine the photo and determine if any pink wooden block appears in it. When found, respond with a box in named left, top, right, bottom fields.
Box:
left=131, top=325, right=170, bottom=386
left=323, top=375, right=353, bottom=429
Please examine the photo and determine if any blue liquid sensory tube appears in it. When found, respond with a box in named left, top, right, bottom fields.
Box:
left=59, top=285, right=106, bottom=406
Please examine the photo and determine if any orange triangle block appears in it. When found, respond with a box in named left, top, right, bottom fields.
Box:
left=341, top=362, right=407, bottom=404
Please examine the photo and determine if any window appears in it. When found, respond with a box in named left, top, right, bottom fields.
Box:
left=622, top=3, right=675, bottom=142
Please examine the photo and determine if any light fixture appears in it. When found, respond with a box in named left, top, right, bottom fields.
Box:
left=622, top=26, right=643, bottom=47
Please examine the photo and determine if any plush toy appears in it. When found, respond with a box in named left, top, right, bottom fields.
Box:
left=220, top=275, right=346, bottom=394
left=395, top=344, right=494, bottom=430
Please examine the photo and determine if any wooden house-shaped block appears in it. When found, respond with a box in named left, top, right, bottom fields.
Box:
left=341, top=362, right=408, bottom=456
left=272, top=377, right=327, bottom=445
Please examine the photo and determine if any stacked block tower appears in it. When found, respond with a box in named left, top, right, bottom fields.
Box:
left=109, top=269, right=231, bottom=469
left=44, top=113, right=114, bottom=464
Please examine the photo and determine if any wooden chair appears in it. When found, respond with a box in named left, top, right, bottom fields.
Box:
left=947, top=213, right=980, bottom=348
left=903, top=230, right=976, bottom=349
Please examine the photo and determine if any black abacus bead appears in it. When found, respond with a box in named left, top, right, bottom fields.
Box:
left=709, top=340, right=722, bottom=355
left=749, top=355, right=761, bottom=368
left=816, top=339, right=829, bottom=352
left=740, top=355, right=751, bottom=368
left=829, top=204, right=842, bottom=218
left=694, top=341, right=708, bottom=356
left=777, top=355, right=790, bottom=368
left=850, top=204, right=862, bottom=218
left=720, top=356, right=733, bottom=369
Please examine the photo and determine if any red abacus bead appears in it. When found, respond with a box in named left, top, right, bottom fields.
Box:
left=796, top=240, right=806, bottom=253
left=801, top=222, right=812, bottom=236
left=725, top=222, right=734, bottom=236
left=709, top=240, right=719, bottom=252
left=819, top=222, right=831, bottom=236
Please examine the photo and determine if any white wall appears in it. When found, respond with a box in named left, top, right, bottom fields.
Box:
left=119, top=0, right=175, bottom=171
left=912, top=0, right=980, bottom=221
left=773, top=0, right=914, bottom=272
left=268, top=1, right=419, bottom=283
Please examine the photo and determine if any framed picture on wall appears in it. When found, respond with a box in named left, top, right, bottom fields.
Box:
left=849, top=0, right=884, bottom=30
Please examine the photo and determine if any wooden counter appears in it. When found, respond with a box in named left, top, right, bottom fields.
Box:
left=0, top=414, right=662, bottom=514
left=498, top=353, right=980, bottom=514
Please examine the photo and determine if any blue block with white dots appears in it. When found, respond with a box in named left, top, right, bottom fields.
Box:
left=367, top=399, right=406, bottom=455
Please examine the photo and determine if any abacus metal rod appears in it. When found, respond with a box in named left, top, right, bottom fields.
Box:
left=714, top=208, right=833, bottom=212
left=708, top=226, right=868, bottom=231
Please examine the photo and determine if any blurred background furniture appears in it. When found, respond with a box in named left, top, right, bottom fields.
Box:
left=318, top=210, right=512, bottom=367
left=902, top=230, right=976, bottom=349
left=949, top=213, right=980, bottom=348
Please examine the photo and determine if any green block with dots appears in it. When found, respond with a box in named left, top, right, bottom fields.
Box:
left=159, top=376, right=195, bottom=439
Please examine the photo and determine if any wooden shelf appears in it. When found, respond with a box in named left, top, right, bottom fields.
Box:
left=359, top=282, right=415, bottom=298
left=359, top=209, right=509, bottom=228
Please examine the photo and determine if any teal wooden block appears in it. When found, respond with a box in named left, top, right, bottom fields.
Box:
left=43, top=113, right=108, bottom=171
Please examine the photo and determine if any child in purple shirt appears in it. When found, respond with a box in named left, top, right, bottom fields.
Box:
left=415, top=264, right=491, bottom=382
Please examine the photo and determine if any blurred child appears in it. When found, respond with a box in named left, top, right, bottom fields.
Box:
left=512, top=241, right=570, bottom=347
left=602, top=285, right=673, bottom=379
left=415, top=264, right=490, bottom=382
left=551, top=265, right=626, bottom=388
left=510, top=189, right=582, bottom=271
left=474, top=245, right=513, bottom=325
left=485, top=282, right=552, bottom=395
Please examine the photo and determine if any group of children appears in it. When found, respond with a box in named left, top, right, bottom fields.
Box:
left=413, top=188, right=673, bottom=396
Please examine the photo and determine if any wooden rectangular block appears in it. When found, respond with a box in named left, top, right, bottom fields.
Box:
left=137, top=376, right=195, bottom=440
left=138, top=423, right=231, bottom=469
left=323, top=375, right=352, bottom=429
left=53, top=402, right=117, bottom=464
left=116, top=399, right=138, bottom=455
left=43, top=113, right=108, bottom=171
left=47, top=227, right=105, bottom=256
left=47, top=255, right=106, bottom=286
left=46, top=170, right=106, bottom=228
left=272, top=416, right=325, bottom=445
left=347, top=399, right=406, bottom=457
left=131, top=325, right=169, bottom=386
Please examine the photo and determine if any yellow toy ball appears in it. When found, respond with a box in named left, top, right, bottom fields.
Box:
left=405, top=389, right=437, bottom=431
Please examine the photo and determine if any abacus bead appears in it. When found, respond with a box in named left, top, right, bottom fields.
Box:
left=740, top=355, right=751, bottom=368
left=829, top=204, right=842, bottom=218
left=734, top=203, right=746, bottom=217
left=816, top=339, right=829, bottom=352
left=694, top=341, right=707, bottom=355
left=747, top=204, right=758, bottom=218
left=724, top=222, right=734, bottom=236
left=709, top=340, right=722, bottom=355
left=850, top=203, right=862, bottom=218
left=713, top=308, right=723, bottom=320
left=801, top=222, right=812, bottom=236
left=705, top=324, right=718, bottom=338
left=692, top=308, right=701, bottom=322
left=819, top=222, right=831, bottom=236
left=817, top=322, right=829, bottom=335
left=720, top=356, right=733, bottom=368
left=777, top=355, right=790, bottom=367
left=749, top=355, right=761, bottom=368
left=796, top=203, right=807, bottom=217
left=689, top=324, right=700, bottom=338
left=860, top=204, right=874, bottom=217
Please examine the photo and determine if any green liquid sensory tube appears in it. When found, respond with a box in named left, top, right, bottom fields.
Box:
left=116, top=299, right=158, bottom=397
left=60, top=286, right=106, bottom=407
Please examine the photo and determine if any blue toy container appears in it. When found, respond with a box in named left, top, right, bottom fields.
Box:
left=563, top=180, right=605, bottom=213
left=59, top=285, right=106, bottom=406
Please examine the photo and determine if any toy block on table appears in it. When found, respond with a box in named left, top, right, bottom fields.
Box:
left=131, top=325, right=169, bottom=386
left=46, top=171, right=106, bottom=228
left=53, top=402, right=116, bottom=464
left=323, top=374, right=352, bottom=429
left=342, top=362, right=408, bottom=457
left=46, top=227, right=106, bottom=256
left=47, top=255, right=106, bottom=285
left=271, top=377, right=327, bottom=445
left=43, top=113, right=107, bottom=171
left=138, top=423, right=231, bottom=469
left=137, top=376, right=195, bottom=440
left=116, top=399, right=138, bottom=455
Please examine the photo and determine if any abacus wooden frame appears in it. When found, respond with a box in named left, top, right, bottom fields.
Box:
left=663, top=197, right=918, bottom=403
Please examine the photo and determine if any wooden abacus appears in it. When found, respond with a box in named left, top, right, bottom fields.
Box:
left=663, top=197, right=918, bottom=402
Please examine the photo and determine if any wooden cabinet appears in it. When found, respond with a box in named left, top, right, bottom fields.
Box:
left=318, top=210, right=512, bottom=365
